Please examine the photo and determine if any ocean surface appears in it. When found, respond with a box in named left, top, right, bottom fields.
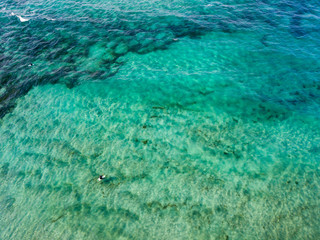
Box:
left=1, top=0, right=320, bottom=239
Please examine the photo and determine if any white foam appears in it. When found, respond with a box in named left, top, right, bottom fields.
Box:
left=11, top=12, right=30, bottom=22
left=17, top=15, right=29, bottom=22
left=44, top=17, right=56, bottom=21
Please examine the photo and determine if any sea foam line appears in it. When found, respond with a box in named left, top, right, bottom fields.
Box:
left=11, top=12, right=29, bottom=22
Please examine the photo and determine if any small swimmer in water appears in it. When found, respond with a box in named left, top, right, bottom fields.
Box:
left=98, top=175, right=105, bottom=181
left=28, top=63, right=33, bottom=67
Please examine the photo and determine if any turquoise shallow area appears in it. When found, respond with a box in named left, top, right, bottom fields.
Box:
left=1, top=0, right=320, bottom=239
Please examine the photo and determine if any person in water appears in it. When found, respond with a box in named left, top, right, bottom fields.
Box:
left=98, top=175, right=105, bottom=181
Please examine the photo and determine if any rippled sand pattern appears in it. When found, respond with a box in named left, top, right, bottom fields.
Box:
left=0, top=0, right=320, bottom=239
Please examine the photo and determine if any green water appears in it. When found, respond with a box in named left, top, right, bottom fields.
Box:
left=1, top=0, right=320, bottom=239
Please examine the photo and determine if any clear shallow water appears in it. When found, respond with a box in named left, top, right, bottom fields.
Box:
left=1, top=0, right=320, bottom=239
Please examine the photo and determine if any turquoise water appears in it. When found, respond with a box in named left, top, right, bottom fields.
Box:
left=1, top=0, right=320, bottom=239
